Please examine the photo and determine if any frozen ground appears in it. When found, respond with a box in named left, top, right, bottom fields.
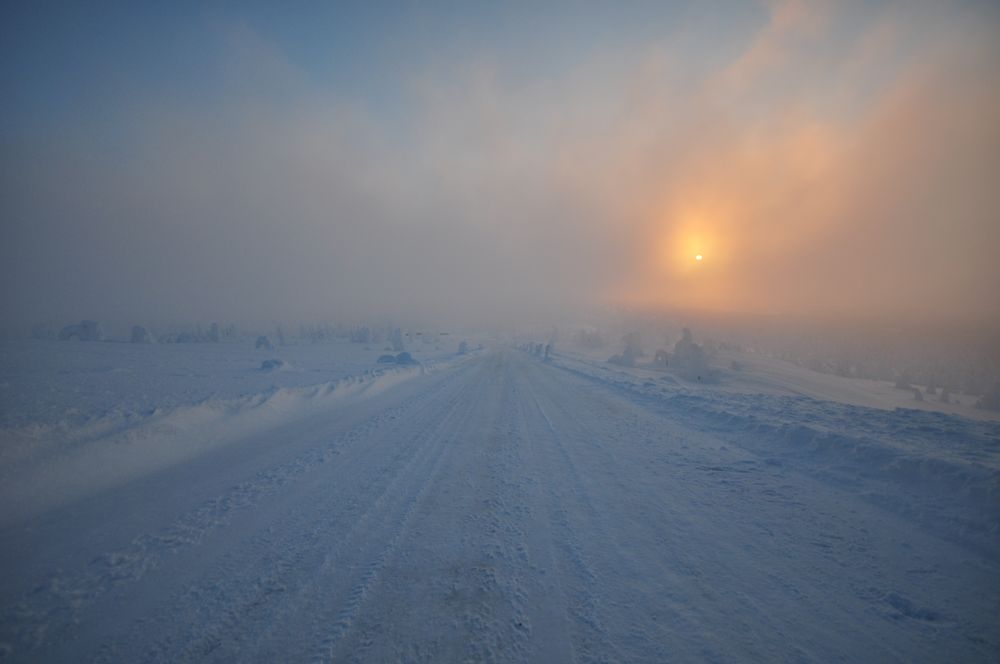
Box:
left=0, top=341, right=998, bottom=662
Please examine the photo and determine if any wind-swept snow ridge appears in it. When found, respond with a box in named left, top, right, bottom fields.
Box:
left=0, top=361, right=453, bottom=525
left=548, top=351, right=1000, bottom=556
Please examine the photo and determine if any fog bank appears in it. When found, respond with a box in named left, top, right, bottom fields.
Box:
left=2, top=1, right=998, bottom=331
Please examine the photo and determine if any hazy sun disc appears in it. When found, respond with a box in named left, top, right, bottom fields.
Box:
left=695, top=254, right=703, bottom=262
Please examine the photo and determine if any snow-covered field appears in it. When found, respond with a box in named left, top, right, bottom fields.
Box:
left=1, top=339, right=998, bottom=662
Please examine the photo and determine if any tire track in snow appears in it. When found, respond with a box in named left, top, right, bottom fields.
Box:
left=447, top=357, right=534, bottom=664
left=320, top=351, right=539, bottom=664
left=514, top=357, right=624, bottom=663
left=521, top=355, right=725, bottom=660
left=507, top=377, right=577, bottom=663
left=518, top=353, right=716, bottom=661
left=110, top=361, right=480, bottom=663
left=309, top=357, right=501, bottom=663
left=1, top=361, right=469, bottom=662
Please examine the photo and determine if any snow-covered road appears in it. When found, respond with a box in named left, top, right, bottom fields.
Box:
left=1, top=350, right=997, bottom=662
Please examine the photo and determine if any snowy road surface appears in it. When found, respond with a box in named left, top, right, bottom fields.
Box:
left=1, top=350, right=997, bottom=662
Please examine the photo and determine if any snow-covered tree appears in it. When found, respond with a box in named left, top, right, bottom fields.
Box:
left=672, top=328, right=709, bottom=380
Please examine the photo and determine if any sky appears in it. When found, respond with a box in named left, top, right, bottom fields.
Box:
left=2, top=0, right=999, bottom=330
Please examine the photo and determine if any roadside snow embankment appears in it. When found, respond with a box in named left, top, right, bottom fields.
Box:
left=547, top=351, right=1000, bottom=556
left=0, top=361, right=446, bottom=526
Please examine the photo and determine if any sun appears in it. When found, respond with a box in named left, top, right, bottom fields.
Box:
left=695, top=254, right=703, bottom=262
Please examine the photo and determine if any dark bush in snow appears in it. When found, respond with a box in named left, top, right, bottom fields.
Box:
left=131, top=325, right=152, bottom=343
left=255, top=335, right=273, bottom=351
left=208, top=323, right=220, bottom=343
left=458, top=341, right=469, bottom=354
left=59, top=320, right=103, bottom=341
left=260, top=358, right=285, bottom=371
left=395, top=352, right=417, bottom=365
left=377, top=354, right=397, bottom=364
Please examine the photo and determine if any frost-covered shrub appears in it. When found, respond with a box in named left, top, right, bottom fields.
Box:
left=623, top=332, right=643, bottom=359
left=894, top=370, right=913, bottom=390
left=672, top=328, right=709, bottom=380
left=976, top=383, right=1000, bottom=411
left=390, top=328, right=405, bottom=352
left=255, top=335, right=273, bottom=351
left=377, top=354, right=397, bottom=364
left=458, top=341, right=469, bottom=354
left=395, top=352, right=417, bottom=365
left=609, top=332, right=643, bottom=367
left=131, top=325, right=152, bottom=343
left=58, top=320, right=103, bottom=341
left=608, top=353, right=635, bottom=367
left=260, top=358, right=285, bottom=371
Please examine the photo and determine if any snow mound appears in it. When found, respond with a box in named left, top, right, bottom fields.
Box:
left=379, top=352, right=418, bottom=366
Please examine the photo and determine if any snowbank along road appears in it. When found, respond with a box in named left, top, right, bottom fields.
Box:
left=1, top=349, right=997, bottom=662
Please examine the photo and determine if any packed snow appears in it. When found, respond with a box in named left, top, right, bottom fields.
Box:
left=0, top=336, right=997, bottom=662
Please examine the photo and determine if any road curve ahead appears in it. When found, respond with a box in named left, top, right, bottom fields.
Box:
left=0, top=350, right=996, bottom=662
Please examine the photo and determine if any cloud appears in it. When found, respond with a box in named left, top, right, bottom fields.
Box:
left=2, top=4, right=998, bottom=331
left=719, top=0, right=829, bottom=94
left=588, top=1, right=1000, bottom=321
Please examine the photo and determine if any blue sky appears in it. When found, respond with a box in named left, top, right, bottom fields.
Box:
left=2, top=2, right=767, bottom=130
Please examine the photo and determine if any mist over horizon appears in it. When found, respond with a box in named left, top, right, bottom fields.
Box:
left=3, top=1, right=999, bottom=334
left=4, top=5, right=1000, bottom=660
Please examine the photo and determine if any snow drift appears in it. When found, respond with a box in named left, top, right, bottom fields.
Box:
left=0, top=363, right=428, bottom=525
